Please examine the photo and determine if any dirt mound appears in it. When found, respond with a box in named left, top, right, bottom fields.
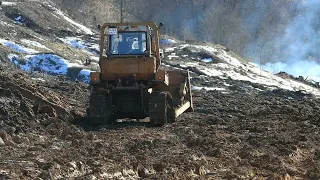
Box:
left=276, top=71, right=320, bottom=89
left=0, top=64, right=88, bottom=132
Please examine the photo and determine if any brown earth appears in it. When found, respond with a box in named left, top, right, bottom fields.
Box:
left=276, top=72, right=320, bottom=89
left=1, top=62, right=320, bottom=179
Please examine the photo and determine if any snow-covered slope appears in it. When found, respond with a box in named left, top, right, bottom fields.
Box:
left=1, top=37, right=95, bottom=82
left=0, top=1, right=98, bottom=82
left=161, top=40, right=320, bottom=97
left=54, top=9, right=93, bottom=35
left=1, top=1, right=94, bottom=35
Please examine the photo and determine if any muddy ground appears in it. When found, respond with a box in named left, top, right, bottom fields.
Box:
left=0, top=62, right=320, bottom=180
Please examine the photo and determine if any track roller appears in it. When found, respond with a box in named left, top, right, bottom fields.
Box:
left=149, top=91, right=176, bottom=126
left=87, top=91, right=116, bottom=126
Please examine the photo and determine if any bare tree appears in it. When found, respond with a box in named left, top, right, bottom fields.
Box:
left=199, top=1, right=248, bottom=55
left=51, top=0, right=304, bottom=64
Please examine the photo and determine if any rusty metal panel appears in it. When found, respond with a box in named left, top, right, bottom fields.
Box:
left=102, top=22, right=158, bottom=29
left=100, top=57, right=156, bottom=81
left=90, top=72, right=100, bottom=82
left=117, top=25, right=148, bottom=32
left=155, top=71, right=165, bottom=81
left=155, top=70, right=169, bottom=85
left=166, top=71, right=188, bottom=85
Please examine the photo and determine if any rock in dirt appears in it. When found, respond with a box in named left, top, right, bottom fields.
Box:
left=28, top=146, right=42, bottom=151
left=32, top=103, right=40, bottom=115
left=20, top=100, right=34, bottom=117
left=12, top=89, right=23, bottom=99
left=38, top=170, right=54, bottom=179
left=138, top=167, right=152, bottom=178
left=0, top=130, right=11, bottom=142
left=0, top=87, right=12, bottom=97
left=0, top=108, right=8, bottom=116
left=0, top=174, right=11, bottom=180
left=86, top=133, right=95, bottom=140
left=45, top=123, right=58, bottom=135
left=0, top=137, right=5, bottom=146
left=12, top=134, right=29, bottom=144
left=38, top=105, right=57, bottom=117
left=1, top=126, right=16, bottom=135
left=70, top=109, right=85, bottom=119
left=60, top=125, right=83, bottom=139
left=72, top=139, right=80, bottom=146
left=195, top=165, right=206, bottom=176
left=0, top=131, right=17, bottom=146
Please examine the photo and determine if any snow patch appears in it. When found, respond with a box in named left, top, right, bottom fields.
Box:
left=90, top=56, right=99, bottom=61
left=78, top=69, right=92, bottom=76
left=7, top=53, right=92, bottom=83
left=15, top=54, right=69, bottom=74
left=192, top=86, right=226, bottom=91
left=31, top=78, right=46, bottom=82
left=20, top=39, right=51, bottom=51
left=0, top=39, right=38, bottom=54
left=200, top=67, right=225, bottom=77
left=58, top=37, right=99, bottom=55
left=15, top=16, right=22, bottom=21
left=2, top=2, right=16, bottom=6
left=59, top=37, right=87, bottom=49
left=50, top=12, right=60, bottom=19
left=13, top=15, right=24, bottom=25
left=164, top=47, right=175, bottom=53
left=195, top=46, right=218, bottom=54
left=0, top=21, right=13, bottom=27
left=77, top=69, right=93, bottom=83
left=202, top=58, right=213, bottom=63
left=167, top=53, right=179, bottom=60
left=7, top=54, right=20, bottom=64
left=179, top=44, right=191, bottom=49
left=54, top=10, right=93, bottom=35
left=160, top=39, right=177, bottom=46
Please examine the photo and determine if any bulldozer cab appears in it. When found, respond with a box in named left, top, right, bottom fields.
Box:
left=99, top=22, right=162, bottom=68
left=91, top=22, right=164, bottom=82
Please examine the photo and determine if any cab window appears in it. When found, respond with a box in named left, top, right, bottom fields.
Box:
left=109, top=32, right=146, bottom=55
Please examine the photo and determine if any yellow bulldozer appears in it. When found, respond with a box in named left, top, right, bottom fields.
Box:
left=87, top=22, right=193, bottom=126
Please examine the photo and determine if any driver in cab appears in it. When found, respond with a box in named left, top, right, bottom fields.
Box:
left=118, top=36, right=143, bottom=54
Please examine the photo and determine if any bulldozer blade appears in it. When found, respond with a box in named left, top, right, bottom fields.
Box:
left=174, top=101, right=191, bottom=118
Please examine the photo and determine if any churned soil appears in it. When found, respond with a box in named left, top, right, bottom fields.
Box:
left=1, top=63, right=320, bottom=179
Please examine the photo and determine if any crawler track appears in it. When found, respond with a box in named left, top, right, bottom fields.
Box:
left=149, top=91, right=176, bottom=126
left=149, top=91, right=168, bottom=126
left=88, top=92, right=107, bottom=125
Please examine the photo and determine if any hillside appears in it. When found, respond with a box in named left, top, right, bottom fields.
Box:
left=1, top=1, right=320, bottom=179
left=0, top=1, right=99, bottom=83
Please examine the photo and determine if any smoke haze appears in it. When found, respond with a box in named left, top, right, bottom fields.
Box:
left=263, top=0, right=320, bottom=81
